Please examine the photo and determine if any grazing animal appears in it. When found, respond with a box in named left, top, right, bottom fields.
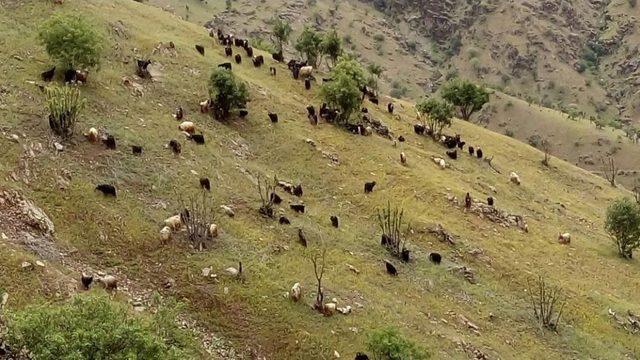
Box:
left=398, top=135, right=405, bottom=142
left=225, top=46, right=233, bottom=56
left=476, top=148, right=483, bottom=159
left=164, top=215, right=183, bottom=230
left=364, top=181, right=376, bottom=193
left=178, top=121, right=195, bottom=133
left=136, top=59, right=152, bottom=78
left=279, top=216, right=291, bottom=225
left=270, top=192, right=282, bottom=204
left=97, top=275, right=118, bottom=291
left=190, top=134, right=205, bottom=144
left=239, top=109, right=249, bottom=118
left=168, top=139, right=181, bottom=155
left=387, top=103, right=394, bottom=114
left=368, top=97, right=379, bottom=105
left=299, top=66, right=313, bottom=78
left=253, top=55, right=264, bottom=67
left=200, top=177, right=211, bottom=191
left=292, top=66, right=300, bottom=79
left=465, top=192, right=472, bottom=209
left=74, top=70, right=88, bottom=84
left=298, top=228, right=308, bottom=247
left=234, top=54, right=241, bottom=64
left=245, top=46, right=254, bottom=57
left=469, top=146, right=475, bottom=156
left=199, top=99, right=211, bottom=113
left=330, top=215, right=339, bottom=228
left=290, top=204, right=305, bottom=213
left=174, top=106, right=184, bottom=120
left=309, top=114, right=318, bottom=125
left=159, top=226, right=172, bottom=243
left=64, top=68, right=77, bottom=83
left=384, top=260, right=398, bottom=276
left=355, top=353, right=370, bottom=360
left=487, top=196, right=494, bottom=206
left=510, top=172, right=521, bottom=185
left=304, top=78, right=311, bottom=90
left=272, top=52, right=284, bottom=62
left=290, top=283, right=302, bottom=302
left=429, top=252, right=442, bottom=264
left=268, top=112, right=278, bottom=123
left=131, top=145, right=143, bottom=155
left=457, top=141, right=466, bottom=149
left=96, top=184, right=116, bottom=197
left=433, top=157, right=447, bottom=169
left=218, top=62, right=232, bottom=70
left=446, top=149, right=457, bottom=159
left=400, top=152, right=407, bottom=165
left=269, top=66, right=277, bottom=76
left=293, top=184, right=303, bottom=197
left=195, top=44, right=205, bottom=56
left=208, top=224, right=218, bottom=238
left=41, top=67, right=55, bottom=82
left=103, top=135, right=116, bottom=150
left=414, top=124, right=426, bottom=135
left=85, top=127, right=99, bottom=143
left=401, top=249, right=411, bottom=262
left=361, top=107, right=368, bottom=113
left=306, top=105, right=316, bottom=117
left=81, top=273, right=93, bottom=290
left=224, top=262, right=243, bottom=277
left=558, top=232, right=571, bottom=244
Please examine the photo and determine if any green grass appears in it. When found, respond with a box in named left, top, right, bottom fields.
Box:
left=1, top=0, right=640, bottom=359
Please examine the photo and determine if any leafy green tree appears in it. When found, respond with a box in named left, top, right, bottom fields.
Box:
left=271, top=16, right=292, bottom=54
left=441, top=79, right=489, bottom=121
left=367, top=63, right=384, bottom=91
left=605, top=197, right=640, bottom=259
left=332, top=55, right=368, bottom=90
left=367, top=326, right=429, bottom=360
left=294, top=26, right=324, bottom=68
left=416, top=97, right=454, bottom=137
left=6, top=293, right=197, bottom=360
left=208, top=68, right=248, bottom=120
left=39, top=13, right=105, bottom=71
left=320, top=73, right=361, bottom=124
left=321, top=29, right=342, bottom=67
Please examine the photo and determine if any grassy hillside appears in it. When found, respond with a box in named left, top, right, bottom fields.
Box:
left=2, top=0, right=640, bottom=359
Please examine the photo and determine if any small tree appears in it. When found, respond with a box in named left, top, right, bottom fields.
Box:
left=271, top=16, right=292, bottom=54
left=178, top=192, right=215, bottom=251
left=321, top=29, right=342, bottom=68
left=294, top=26, right=324, bottom=68
left=366, top=327, right=429, bottom=360
left=527, top=275, right=566, bottom=331
left=415, top=98, right=454, bottom=138
left=309, top=247, right=327, bottom=312
left=45, top=86, right=86, bottom=140
left=441, top=79, right=489, bottom=121
left=208, top=69, right=248, bottom=120
left=605, top=197, right=640, bottom=259
left=541, top=138, right=552, bottom=166
left=601, top=156, right=618, bottom=187
left=39, top=13, right=105, bottom=71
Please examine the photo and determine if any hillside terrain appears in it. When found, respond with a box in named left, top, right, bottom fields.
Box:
left=1, top=0, right=640, bottom=359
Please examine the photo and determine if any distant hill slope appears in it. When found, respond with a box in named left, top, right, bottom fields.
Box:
left=1, top=0, right=640, bottom=359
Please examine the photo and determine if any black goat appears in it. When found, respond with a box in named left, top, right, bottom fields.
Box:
left=476, top=148, right=483, bottom=159
left=468, top=146, right=475, bottom=156
left=304, top=78, right=311, bottom=90
left=429, top=252, right=442, bottom=264
left=191, top=134, right=205, bottom=144
left=195, top=44, right=205, bottom=56
left=96, top=184, right=117, bottom=197
left=272, top=52, right=284, bottom=62
left=293, top=184, right=303, bottom=197
left=465, top=192, right=472, bottom=209
left=268, top=112, right=278, bottom=123
left=364, top=181, right=376, bottom=193
left=200, top=177, right=211, bottom=191
left=175, top=106, right=184, bottom=120
left=457, top=141, right=466, bottom=149
left=131, top=145, right=143, bottom=155
left=269, top=66, right=277, bottom=76
left=270, top=192, right=282, bottom=204
left=414, top=124, right=425, bottom=135
left=234, top=54, right=241, bottom=64
left=401, top=249, right=411, bottom=262
left=446, top=149, right=458, bottom=160
left=239, top=109, right=249, bottom=118
left=384, top=260, right=398, bottom=276
left=306, top=105, right=316, bottom=117
left=330, top=215, right=339, bottom=228
left=64, top=69, right=77, bottom=83
left=225, top=46, right=233, bottom=56
left=253, top=55, right=264, bottom=67
left=41, top=67, right=55, bottom=82
left=81, top=273, right=93, bottom=290
left=298, top=228, right=308, bottom=247
left=169, top=139, right=181, bottom=155
left=355, top=353, right=370, bottom=360
left=279, top=216, right=291, bottom=225
left=245, top=46, right=254, bottom=57
left=103, top=135, right=116, bottom=150
left=290, top=204, right=305, bottom=213
left=487, top=196, right=494, bottom=206
left=218, top=62, right=232, bottom=70
left=387, top=103, right=394, bottom=114
left=398, top=135, right=405, bottom=142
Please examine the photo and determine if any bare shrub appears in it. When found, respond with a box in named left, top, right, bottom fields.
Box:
left=177, top=192, right=215, bottom=251
left=527, top=275, right=566, bottom=331
left=377, top=202, right=410, bottom=261
left=310, top=247, right=327, bottom=312
left=601, top=156, right=618, bottom=187
left=257, top=175, right=276, bottom=218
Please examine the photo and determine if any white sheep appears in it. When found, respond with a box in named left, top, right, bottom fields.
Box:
left=178, top=121, right=195, bottom=134
left=510, top=172, right=521, bottom=185
left=164, top=215, right=183, bottom=230
left=96, top=275, right=118, bottom=290
left=323, top=302, right=336, bottom=316
left=299, top=66, right=313, bottom=78
left=290, top=282, right=301, bottom=302
left=208, top=224, right=218, bottom=238
left=159, top=226, right=172, bottom=243
left=400, top=152, right=407, bottom=165
left=85, top=127, right=99, bottom=143
left=558, top=233, right=571, bottom=244
left=433, top=157, right=446, bottom=169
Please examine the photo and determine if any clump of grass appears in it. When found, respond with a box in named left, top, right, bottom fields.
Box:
left=45, top=85, right=86, bottom=140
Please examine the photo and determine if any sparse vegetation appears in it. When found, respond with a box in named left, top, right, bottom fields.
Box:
left=605, top=197, right=640, bottom=259
left=257, top=175, right=276, bottom=218
left=271, top=16, right=292, bottom=54
left=39, top=13, right=104, bottom=71
left=45, top=85, right=86, bottom=140
left=541, top=138, right=552, bottom=166
left=441, top=79, right=490, bottom=121
left=377, top=202, right=410, bottom=261
left=390, top=80, right=408, bottom=98
left=366, top=327, right=429, bottom=360
left=601, top=156, right=618, bottom=187
left=178, top=191, right=215, bottom=250
left=208, top=68, right=248, bottom=120
left=526, top=275, right=566, bottom=331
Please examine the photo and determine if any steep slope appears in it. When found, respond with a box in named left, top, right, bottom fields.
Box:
left=1, top=0, right=640, bottom=359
